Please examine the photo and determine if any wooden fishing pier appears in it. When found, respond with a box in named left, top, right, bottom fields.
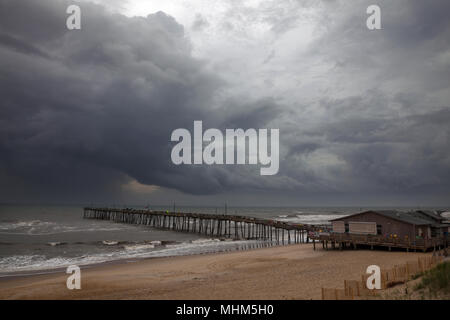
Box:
left=83, top=207, right=315, bottom=245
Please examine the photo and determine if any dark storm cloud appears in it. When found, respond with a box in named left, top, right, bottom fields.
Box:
left=327, top=109, right=450, bottom=186
left=0, top=0, right=281, bottom=202
left=0, top=0, right=449, bottom=205
left=266, top=0, right=450, bottom=202
left=0, top=33, right=51, bottom=58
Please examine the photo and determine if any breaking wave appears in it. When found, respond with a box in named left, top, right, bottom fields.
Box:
left=0, top=220, right=124, bottom=235
left=0, top=238, right=269, bottom=274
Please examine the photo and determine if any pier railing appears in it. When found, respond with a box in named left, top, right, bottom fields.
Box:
left=83, top=207, right=314, bottom=245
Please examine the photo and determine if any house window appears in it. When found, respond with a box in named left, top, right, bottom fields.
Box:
left=345, top=223, right=349, bottom=233
left=431, top=228, right=438, bottom=238
left=377, top=224, right=382, bottom=235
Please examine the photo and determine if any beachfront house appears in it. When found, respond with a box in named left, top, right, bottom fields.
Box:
left=303, top=210, right=450, bottom=252
left=330, top=210, right=447, bottom=240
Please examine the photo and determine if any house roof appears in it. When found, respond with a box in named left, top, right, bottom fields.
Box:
left=411, top=210, right=444, bottom=222
left=331, top=210, right=434, bottom=226
left=434, top=223, right=450, bottom=228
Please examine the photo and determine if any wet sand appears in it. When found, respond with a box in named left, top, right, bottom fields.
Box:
left=0, top=244, right=430, bottom=299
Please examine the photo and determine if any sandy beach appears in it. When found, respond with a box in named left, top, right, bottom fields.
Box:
left=0, top=244, right=432, bottom=300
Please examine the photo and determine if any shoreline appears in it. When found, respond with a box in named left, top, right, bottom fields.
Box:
left=0, top=243, right=432, bottom=300
left=0, top=239, right=278, bottom=279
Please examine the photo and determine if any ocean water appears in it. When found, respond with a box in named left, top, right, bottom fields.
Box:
left=0, top=205, right=438, bottom=275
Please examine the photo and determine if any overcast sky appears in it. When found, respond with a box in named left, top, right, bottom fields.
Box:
left=0, top=0, right=449, bottom=206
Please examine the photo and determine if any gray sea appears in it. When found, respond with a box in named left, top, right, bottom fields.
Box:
left=0, top=205, right=441, bottom=276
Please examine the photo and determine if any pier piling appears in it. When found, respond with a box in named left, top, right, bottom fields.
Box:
left=83, top=207, right=314, bottom=245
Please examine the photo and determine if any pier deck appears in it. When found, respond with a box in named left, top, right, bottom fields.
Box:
left=83, top=207, right=316, bottom=245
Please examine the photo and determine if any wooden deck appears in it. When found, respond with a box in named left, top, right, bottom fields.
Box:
left=309, top=232, right=449, bottom=252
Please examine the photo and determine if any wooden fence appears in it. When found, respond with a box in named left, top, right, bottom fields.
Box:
left=321, top=255, right=444, bottom=300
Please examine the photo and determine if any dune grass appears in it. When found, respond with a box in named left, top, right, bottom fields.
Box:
left=414, top=261, right=450, bottom=295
